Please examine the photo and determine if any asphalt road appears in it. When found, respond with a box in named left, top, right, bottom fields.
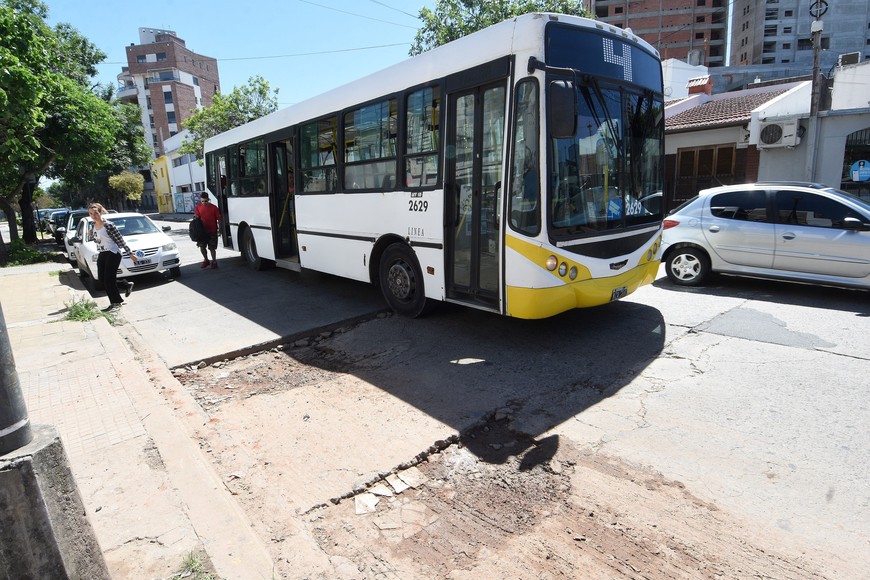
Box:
left=7, top=215, right=870, bottom=575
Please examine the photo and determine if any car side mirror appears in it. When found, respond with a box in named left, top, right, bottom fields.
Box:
left=842, top=216, right=870, bottom=231
left=70, top=236, right=80, bottom=244
left=162, top=225, right=171, bottom=232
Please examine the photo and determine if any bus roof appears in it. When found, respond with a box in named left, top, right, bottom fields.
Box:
left=204, top=13, right=658, bottom=153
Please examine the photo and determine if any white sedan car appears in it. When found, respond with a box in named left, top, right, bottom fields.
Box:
left=72, top=213, right=181, bottom=290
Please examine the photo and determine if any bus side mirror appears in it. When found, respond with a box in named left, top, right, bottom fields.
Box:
left=549, top=80, right=577, bottom=139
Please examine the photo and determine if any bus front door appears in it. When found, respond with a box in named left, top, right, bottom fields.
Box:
left=270, top=140, right=297, bottom=260
left=446, top=83, right=506, bottom=309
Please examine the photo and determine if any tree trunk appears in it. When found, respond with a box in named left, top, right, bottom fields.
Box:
left=0, top=199, right=19, bottom=243
left=18, top=181, right=38, bottom=244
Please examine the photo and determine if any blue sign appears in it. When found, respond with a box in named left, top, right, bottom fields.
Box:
left=851, top=160, right=870, bottom=182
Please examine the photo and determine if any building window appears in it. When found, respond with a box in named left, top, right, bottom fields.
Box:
left=167, top=111, right=176, bottom=124
left=696, top=16, right=705, bottom=23
left=697, top=0, right=706, bottom=5
left=695, top=32, right=705, bottom=40
left=146, top=96, right=152, bottom=109
left=675, top=145, right=735, bottom=202
left=156, top=52, right=166, bottom=62
left=614, top=6, right=623, bottom=13
left=783, top=27, right=792, bottom=33
left=136, top=55, right=146, bottom=63
left=192, top=77, right=200, bottom=86
left=784, top=10, right=793, bottom=17
left=783, top=43, right=791, bottom=49
left=164, top=91, right=173, bottom=104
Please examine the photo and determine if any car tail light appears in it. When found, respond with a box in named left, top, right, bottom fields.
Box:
left=663, top=219, right=680, bottom=230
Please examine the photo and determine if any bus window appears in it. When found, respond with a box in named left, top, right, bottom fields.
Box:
left=240, top=139, right=266, bottom=196
left=509, top=79, right=540, bottom=235
left=405, top=86, right=440, bottom=188
left=344, top=98, right=397, bottom=190
left=301, top=118, right=338, bottom=192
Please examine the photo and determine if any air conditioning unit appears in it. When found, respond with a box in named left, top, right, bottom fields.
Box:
left=758, top=119, right=801, bottom=148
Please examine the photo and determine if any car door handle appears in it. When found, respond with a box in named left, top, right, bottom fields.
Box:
left=707, top=225, right=720, bottom=232
left=781, top=232, right=796, bottom=240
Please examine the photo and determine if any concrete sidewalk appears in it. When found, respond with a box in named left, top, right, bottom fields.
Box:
left=1, top=262, right=274, bottom=578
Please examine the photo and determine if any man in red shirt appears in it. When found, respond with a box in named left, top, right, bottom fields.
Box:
left=194, top=192, right=222, bottom=269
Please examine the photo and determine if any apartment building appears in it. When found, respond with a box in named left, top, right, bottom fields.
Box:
left=731, top=0, right=870, bottom=69
left=117, top=28, right=220, bottom=158
left=592, top=0, right=729, bottom=66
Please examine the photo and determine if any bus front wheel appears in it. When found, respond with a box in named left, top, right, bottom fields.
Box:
left=379, top=243, right=432, bottom=318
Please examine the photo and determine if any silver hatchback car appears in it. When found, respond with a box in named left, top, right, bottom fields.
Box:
left=661, top=182, right=870, bottom=289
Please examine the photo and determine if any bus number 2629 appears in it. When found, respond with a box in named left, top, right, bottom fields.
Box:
left=408, top=200, right=429, bottom=212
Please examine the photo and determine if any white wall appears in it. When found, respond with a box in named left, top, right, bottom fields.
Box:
left=662, top=59, right=708, bottom=99
left=830, top=61, right=870, bottom=110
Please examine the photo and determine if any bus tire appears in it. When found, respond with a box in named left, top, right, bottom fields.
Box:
left=379, top=243, right=432, bottom=318
left=241, top=226, right=265, bottom=271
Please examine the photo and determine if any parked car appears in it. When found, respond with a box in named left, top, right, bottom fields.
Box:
left=661, top=182, right=870, bottom=289
left=34, top=208, right=57, bottom=232
left=62, top=209, right=91, bottom=265
left=46, top=209, right=71, bottom=244
left=71, top=213, right=181, bottom=291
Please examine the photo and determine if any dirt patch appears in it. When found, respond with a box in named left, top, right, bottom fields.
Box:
left=176, top=345, right=833, bottom=579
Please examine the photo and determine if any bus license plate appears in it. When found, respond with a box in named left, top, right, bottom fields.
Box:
left=610, top=286, right=627, bottom=301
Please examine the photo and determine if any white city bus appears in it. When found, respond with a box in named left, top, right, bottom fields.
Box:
left=203, top=13, right=664, bottom=319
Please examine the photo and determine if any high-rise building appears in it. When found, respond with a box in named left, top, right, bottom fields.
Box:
left=592, top=0, right=729, bottom=66
left=116, top=28, right=220, bottom=158
left=730, top=0, right=870, bottom=70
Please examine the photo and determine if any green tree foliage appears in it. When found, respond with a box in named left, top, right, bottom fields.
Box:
left=410, top=0, right=590, bottom=55
left=179, top=75, right=279, bottom=159
left=0, top=0, right=147, bottom=259
left=108, top=171, right=145, bottom=204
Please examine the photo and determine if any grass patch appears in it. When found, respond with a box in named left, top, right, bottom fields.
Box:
left=172, top=552, right=219, bottom=580
left=64, top=296, right=113, bottom=323
left=2, top=239, right=53, bottom=267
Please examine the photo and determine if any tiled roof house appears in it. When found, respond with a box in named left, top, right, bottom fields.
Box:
left=663, top=82, right=808, bottom=205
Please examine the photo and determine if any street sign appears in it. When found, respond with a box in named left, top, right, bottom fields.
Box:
left=850, top=160, right=870, bottom=182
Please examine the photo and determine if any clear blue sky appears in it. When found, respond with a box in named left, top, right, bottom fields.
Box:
left=44, top=0, right=435, bottom=107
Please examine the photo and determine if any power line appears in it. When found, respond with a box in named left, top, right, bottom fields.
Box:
left=99, top=42, right=411, bottom=66
left=296, top=0, right=417, bottom=29
left=367, top=0, right=420, bottom=19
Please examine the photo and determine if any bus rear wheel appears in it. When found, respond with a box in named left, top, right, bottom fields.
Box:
left=241, top=226, right=265, bottom=271
left=379, top=243, right=431, bottom=318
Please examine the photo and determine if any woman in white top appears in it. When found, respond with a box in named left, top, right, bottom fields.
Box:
left=87, top=203, right=139, bottom=312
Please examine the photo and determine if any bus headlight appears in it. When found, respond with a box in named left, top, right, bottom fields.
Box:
left=569, top=266, right=577, bottom=280
left=545, top=255, right=558, bottom=271
left=558, top=262, right=567, bottom=276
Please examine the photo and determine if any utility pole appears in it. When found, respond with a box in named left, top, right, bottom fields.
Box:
left=807, top=0, right=828, bottom=182
left=0, top=302, right=32, bottom=455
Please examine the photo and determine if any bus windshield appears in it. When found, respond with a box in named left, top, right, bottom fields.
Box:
left=550, top=82, right=663, bottom=236
left=546, top=24, right=664, bottom=238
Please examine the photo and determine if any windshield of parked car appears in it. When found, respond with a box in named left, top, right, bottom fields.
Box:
left=107, top=216, right=160, bottom=236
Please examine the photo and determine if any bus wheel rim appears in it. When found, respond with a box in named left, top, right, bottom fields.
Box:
left=387, top=261, right=413, bottom=300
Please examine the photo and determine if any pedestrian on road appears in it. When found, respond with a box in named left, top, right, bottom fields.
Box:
left=88, top=203, right=138, bottom=312
left=195, top=193, right=221, bottom=269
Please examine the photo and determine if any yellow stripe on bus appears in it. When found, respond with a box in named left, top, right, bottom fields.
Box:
left=504, top=234, right=661, bottom=319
